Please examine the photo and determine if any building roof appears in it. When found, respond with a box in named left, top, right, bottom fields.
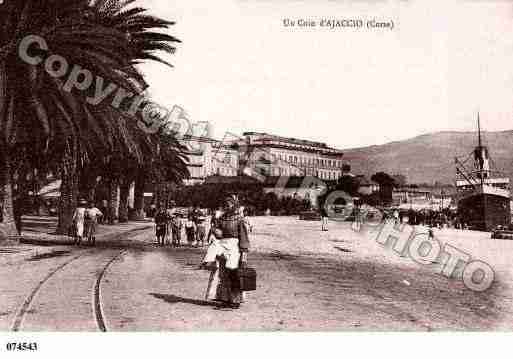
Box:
left=242, top=131, right=344, bottom=156
left=243, top=131, right=328, bottom=148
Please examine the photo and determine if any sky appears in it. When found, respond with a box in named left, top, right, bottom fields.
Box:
left=137, top=0, right=513, bottom=149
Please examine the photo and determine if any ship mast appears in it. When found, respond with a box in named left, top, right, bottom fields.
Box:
left=477, top=112, right=482, bottom=150
left=478, top=112, right=484, bottom=186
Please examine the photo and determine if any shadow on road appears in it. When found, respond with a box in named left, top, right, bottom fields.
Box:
left=149, top=293, right=216, bottom=307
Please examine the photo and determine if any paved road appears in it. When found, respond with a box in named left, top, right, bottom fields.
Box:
left=0, top=219, right=509, bottom=331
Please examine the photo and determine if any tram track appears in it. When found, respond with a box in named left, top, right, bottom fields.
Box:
left=10, top=251, right=91, bottom=332
left=10, top=227, right=151, bottom=332
left=93, top=249, right=127, bottom=332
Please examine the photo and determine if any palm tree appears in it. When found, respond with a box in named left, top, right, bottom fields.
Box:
left=131, top=128, right=190, bottom=218
left=0, top=0, right=182, bottom=235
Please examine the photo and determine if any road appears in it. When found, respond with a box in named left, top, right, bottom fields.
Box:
left=1, top=217, right=511, bottom=331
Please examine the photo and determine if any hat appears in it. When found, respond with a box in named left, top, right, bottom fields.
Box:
left=224, top=194, right=239, bottom=207
left=78, top=198, right=87, bottom=205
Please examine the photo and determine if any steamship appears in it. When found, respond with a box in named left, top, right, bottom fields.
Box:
left=455, top=114, right=511, bottom=231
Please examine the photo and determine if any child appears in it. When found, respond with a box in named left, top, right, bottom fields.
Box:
left=84, top=202, right=103, bottom=246
left=154, top=207, right=168, bottom=246
left=428, top=225, right=434, bottom=240
left=171, top=213, right=183, bottom=247
left=195, top=210, right=207, bottom=247
left=185, top=213, right=196, bottom=246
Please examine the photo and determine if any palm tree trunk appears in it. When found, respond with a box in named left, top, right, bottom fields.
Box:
left=57, top=141, right=79, bottom=235
left=118, top=179, right=129, bottom=223
left=0, top=155, right=18, bottom=238
left=107, top=178, right=119, bottom=224
left=133, top=177, right=145, bottom=220
left=0, top=61, right=17, bottom=239
left=81, top=172, right=98, bottom=203
left=57, top=171, right=79, bottom=234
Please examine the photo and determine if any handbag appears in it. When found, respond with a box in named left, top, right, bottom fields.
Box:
left=235, top=264, right=257, bottom=291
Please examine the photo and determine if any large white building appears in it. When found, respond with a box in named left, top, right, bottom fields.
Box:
left=235, top=132, right=345, bottom=181
left=181, top=131, right=345, bottom=185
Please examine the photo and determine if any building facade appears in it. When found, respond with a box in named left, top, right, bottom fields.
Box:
left=181, top=132, right=345, bottom=185
left=181, top=137, right=239, bottom=185
left=235, top=132, right=345, bottom=181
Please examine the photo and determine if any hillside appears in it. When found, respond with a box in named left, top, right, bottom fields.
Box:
left=342, top=130, right=513, bottom=185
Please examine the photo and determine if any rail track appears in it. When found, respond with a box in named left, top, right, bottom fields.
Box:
left=93, top=250, right=127, bottom=331
left=11, top=252, right=87, bottom=331
left=10, top=228, right=150, bottom=332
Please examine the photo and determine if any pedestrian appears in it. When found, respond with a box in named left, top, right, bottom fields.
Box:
left=200, top=195, right=250, bottom=309
left=320, top=205, right=329, bottom=232
left=393, top=209, right=400, bottom=226
left=154, top=204, right=168, bottom=246
left=171, top=212, right=183, bottom=246
left=185, top=211, right=196, bottom=246
left=194, top=208, right=207, bottom=247
left=149, top=202, right=157, bottom=218
left=84, top=201, right=103, bottom=246
left=98, top=200, right=108, bottom=224
left=166, top=201, right=177, bottom=245
left=72, top=199, right=88, bottom=245
left=428, top=225, right=434, bottom=240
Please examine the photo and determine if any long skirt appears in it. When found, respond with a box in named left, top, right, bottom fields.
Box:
left=196, top=225, right=206, bottom=244
left=206, top=257, right=243, bottom=304
left=156, top=224, right=167, bottom=237
left=165, top=223, right=172, bottom=243
left=172, top=225, right=181, bottom=245
left=186, top=227, right=195, bottom=243
left=84, top=219, right=97, bottom=239
left=75, top=221, right=84, bottom=237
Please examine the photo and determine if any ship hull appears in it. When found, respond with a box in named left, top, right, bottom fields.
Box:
left=457, top=192, right=511, bottom=231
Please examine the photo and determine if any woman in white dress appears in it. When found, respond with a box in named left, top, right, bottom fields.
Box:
left=72, top=199, right=87, bottom=245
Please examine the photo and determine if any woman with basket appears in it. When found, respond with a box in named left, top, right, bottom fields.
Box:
left=200, top=195, right=254, bottom=309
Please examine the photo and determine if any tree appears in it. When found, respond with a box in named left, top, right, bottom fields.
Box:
left=371, top=172, right=397, bottom=206
left=0, top=0, right=182, bottom=235
left=335, top=174, right=360, bottom=197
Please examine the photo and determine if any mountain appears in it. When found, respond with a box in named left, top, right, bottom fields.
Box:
left=341, top=130, right=513, bottom=185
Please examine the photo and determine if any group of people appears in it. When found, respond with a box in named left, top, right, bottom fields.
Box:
left=72, top=199, right=103, bottom=245
left=154, top=202, right=208, bottom=247
left=152, top=196, right=252, bottom=309
left=69, top=194, right=252, bottom=309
